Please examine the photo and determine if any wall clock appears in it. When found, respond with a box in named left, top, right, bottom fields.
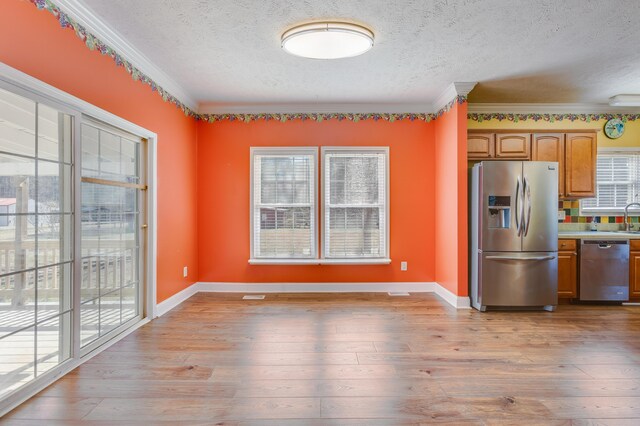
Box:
left=604, top=118, right=625, bottom=139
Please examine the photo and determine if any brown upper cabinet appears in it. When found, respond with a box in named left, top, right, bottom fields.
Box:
left=468, top=130, right=598, bottom=199
left=467, top=132, right=530, bottom=160
left=532, top=134, right=565, bottom=197
left=467, top=133, right=495, bottom=159
left=495, top=133, right=531, bottom=159
left=565, top=133, right=597, bottom=198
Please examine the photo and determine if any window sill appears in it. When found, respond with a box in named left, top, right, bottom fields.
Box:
left=248, top=258, right=392, bottom=265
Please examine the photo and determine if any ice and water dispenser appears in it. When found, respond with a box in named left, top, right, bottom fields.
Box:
left=487, top=195, right=511, bottom=229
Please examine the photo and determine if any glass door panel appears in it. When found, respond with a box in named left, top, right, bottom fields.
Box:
left=79, top=122, right=143, bottom=351
left=0, top=87, right=73, bottom=399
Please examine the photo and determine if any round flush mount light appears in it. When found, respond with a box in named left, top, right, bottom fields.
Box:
left=281, top=21, right=374, bottom=59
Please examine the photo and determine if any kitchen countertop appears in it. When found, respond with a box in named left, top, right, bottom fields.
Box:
left=558, top=231, right=640, bottom=240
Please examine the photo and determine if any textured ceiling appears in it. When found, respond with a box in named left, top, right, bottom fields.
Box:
left=79, top=0, right=640, bottom=108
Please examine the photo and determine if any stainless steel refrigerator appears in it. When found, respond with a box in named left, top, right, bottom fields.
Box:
left=470, top=161, right=558, bottom=311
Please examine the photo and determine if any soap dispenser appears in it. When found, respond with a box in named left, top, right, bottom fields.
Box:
left=590, top=217, right=597, bottom=231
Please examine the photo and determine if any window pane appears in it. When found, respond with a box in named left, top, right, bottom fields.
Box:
left=324, top=150, right=387, bottom=259
left=253, top=150, right=316, bottom=259
left=81, top=124, right=100, bottom=176
left=0, top=326, right=35, bottom=399
left=328, top=207, right=381, bottom=257
left=0, top=271, right=36, bottom=339
left=0, top=87, right=36, bottom=158
left=100, top=289, right=122, bottom=335
left=36, top=312, right=71, bottom=376
left=100, top=131, right=121, bottom=178
left=345, top=157, right=378, bottom=204
left=583, top=153, right=640, bottom=212
left=38, top=104, right=71, bottom=163
left=37, top=162, right=72, bottom=214
left=258, top=207, right=312, bottom=257
left=37, top=263, right=72, bottom=320
left=0, top=153, right=36, bottom=213
left=80, top=301, right=99, bottom=346
left=0, top=215, right=36, bottom=274
left=121, top=138, right=139, bottom=183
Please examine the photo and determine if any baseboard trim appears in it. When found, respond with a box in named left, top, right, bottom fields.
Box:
left=155, top=281, right=471, bottom=317
left=195, top=281, right=437, bottom=294
left=155, top=282, right=200, bottom=317
left=434, top=283, right=471, bottom=309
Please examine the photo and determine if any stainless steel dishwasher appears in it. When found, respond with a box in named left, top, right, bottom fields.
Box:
left=580, top=240, right=629, bottom=301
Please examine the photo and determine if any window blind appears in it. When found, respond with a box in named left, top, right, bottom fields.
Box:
left=582, top=152, right=640, bottom=213
left=323, top=148, right=388, bottom=258
left=252, top=149, right=316, bottom=258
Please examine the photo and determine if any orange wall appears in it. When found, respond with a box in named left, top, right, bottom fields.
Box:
left=0, top=0, right=199, bottom=302
left=434, top=103, right=468, bottom=296
left=197, top=119, right=436, bottom=283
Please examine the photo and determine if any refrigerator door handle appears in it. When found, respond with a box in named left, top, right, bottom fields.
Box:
left=515, top=176, right=522, bottom=236
left=485, top=255, right=556, bottom=261
left=524, top=176, right=532, bottom=236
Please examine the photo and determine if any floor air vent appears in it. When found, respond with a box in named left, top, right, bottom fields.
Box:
left=242, top=295, right=266, bottom=300
left=388, top=292, right=410, bottom=296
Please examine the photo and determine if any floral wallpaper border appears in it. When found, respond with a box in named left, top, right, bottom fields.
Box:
left=30, top=0, right=199, bottom=117
left=199, top=96, right=467, bottom=123
left=30, top=0, right=466, bottom=123
left=468, top=112, right=640, bottom=123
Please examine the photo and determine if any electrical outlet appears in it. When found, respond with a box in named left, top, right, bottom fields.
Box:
left=558, top=211, right=566, bottom=221
left=400, top=261, right=408, bottom=271
left=183, top=266, right=188, bottom=278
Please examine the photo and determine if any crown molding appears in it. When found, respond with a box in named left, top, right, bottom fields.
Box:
left=198, top=102, right=435, bottom=115
left=468, top=102, right=640, bottom=114
left=433, top=82, right=477, bottom=113
left=53, top=0, right=198, bottom=111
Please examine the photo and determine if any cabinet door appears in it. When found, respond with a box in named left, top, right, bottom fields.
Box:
left=495, top=133, right=531, bottom=159
left=468, top=133, right=494, bottom=159
left=630, top=251, right=640, bottom=298
left=565, top=133, right=597, bottom=198
left=532, top=134, right=565, bottom=198
left=558, top=250, right=577, bottom=298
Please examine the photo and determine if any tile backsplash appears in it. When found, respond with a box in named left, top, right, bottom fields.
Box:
left=558, top=200, right=639, bottom=224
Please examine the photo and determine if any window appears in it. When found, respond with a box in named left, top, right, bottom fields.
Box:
left=250, top=147, right=389, bottom=263
left=323, top=148, right=389, bottom=259
left=251, top=148, right=317, bottom=259
left=581, top=150, right=640, bottom=215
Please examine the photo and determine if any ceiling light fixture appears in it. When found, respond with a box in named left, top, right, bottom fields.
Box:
left=281, top=21, right=374, bottom=59
left=609, top=95, right=640, bottom=107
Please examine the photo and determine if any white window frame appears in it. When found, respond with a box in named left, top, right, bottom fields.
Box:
left=580, top=147, right=640, bottom=216
left=249, top=146, right=391, bottom=265
left=249, top=147, right=319, bottom=263
left=321, top=147, right=390, bottom=262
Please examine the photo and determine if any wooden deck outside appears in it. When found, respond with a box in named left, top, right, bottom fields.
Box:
left=4, top=292, right=640, bottom=424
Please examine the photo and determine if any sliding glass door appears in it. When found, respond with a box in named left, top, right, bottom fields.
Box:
left=79, top=120, right=144, bottom=352
left=0, top=81, right=147, bottom=404
left=0, top=87, right=73, bottom=399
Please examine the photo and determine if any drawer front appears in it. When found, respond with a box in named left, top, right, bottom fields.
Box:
left=631, top=240, right=640, bottom=251
left=558, top=239, right=577, bottom=251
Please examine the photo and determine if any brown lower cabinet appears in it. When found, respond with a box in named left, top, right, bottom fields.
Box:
left=558, top=239, right=577, bottom=298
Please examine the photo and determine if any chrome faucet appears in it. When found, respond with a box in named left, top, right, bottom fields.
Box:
left=624, top=202, right=640, bottom=231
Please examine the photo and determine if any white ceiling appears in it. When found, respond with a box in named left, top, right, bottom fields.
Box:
left=66, top=0, right=640, bottom=111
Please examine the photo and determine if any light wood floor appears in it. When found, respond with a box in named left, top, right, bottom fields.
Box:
left=4, top=292, right=640, bottom=424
